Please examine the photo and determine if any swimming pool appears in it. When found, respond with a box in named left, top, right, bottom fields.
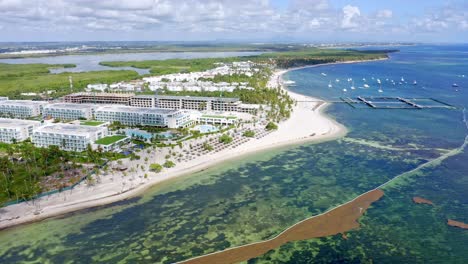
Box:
left=196, top=124, right=219, bottom=133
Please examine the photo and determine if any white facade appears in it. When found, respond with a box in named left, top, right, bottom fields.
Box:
left=0, top=100, right=47, bottom=118
left=32, top=124, right=108, bottom=152
left=43, top=103, right=95, bottom=120
left=0, top=118, right=42, bottom=143
left=95, top=105, right=192, bottom=129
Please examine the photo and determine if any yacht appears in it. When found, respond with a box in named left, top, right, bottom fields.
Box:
left=364, top=84, right=370, bottom=88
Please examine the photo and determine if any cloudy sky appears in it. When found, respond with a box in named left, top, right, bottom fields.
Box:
left=0, top=0, right=467, bottom=42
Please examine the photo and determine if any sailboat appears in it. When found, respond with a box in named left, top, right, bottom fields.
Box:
left=413, top=80, right=418, bottom=85
left=401, top=77, right=405, bottom=82
left=378, top=84, right=383, bottom=93
left=377, top=78, right=381, bottom=84
left=351, top=81, right=356, bottom=90
left=328, top=81, right=333, bottom=88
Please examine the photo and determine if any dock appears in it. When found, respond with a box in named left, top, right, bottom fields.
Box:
left=335, top=97, right=457, bottom=110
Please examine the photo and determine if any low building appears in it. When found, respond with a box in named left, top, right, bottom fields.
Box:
left=64, top=92, right=134, bottom=105
left=95, top=105, right=192, bottom=129
left=0, top=100, right=47, bottom=119
left=0, top=118, right=42, bottom=143
left=43, top=103, right=95, bottom=121
left=86, top=83, right=109, bottom=92
left=197, top=114, right=238, bottom=126
left=93, top=135, right=130, bottom=152
left=32, top=124, right=108, bottom=152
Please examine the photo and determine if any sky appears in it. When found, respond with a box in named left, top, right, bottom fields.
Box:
left=0, top=0, right=467, bottom=43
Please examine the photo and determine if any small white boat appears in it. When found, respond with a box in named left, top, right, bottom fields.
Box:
left=328, top=81, right=333, bottom=88
left=321, top=73, right=327, bottom=76
left=401, top=77, right=405, bottom=82
left=362, top=78, right=366, bottom=82
left=413, top=80, right=417, bottom=85
left=284, top=80, right=296, bottom=85
left=363, top=84, right=370, bottom=88
left=452, top=83, right=459, bottom=87
left=377, top=79, right=381, bottom=84
left=343, top=88, right=347, bottom=92
left=335, top=78, right=340, bottom=83
left=351, top=81, right=355, bottom=90
left=378, top=89, right=383, bottom=93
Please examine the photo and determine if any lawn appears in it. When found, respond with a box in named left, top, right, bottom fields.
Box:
left=80, top=121, right=105, bottom=126
left=95, top=135, right=128, bottom=145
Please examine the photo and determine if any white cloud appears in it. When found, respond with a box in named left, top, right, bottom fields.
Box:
left=0, top=0, right=466, bottom=41
left=376, top=9, right=393, bottom=19
left=341, top=5, right=361, bottom=29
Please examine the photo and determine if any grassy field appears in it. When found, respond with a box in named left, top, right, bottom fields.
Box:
left=0, top=63, right=140, bottom=98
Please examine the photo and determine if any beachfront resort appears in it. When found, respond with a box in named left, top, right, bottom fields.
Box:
left=0, top=60, right=304, bottom=217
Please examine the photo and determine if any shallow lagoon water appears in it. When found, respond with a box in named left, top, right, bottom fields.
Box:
left=0, top=51, right=261, bottom=75
left=0, top=45, right=467, bottom=263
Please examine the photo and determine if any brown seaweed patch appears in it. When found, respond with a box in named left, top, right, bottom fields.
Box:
left=447, top=219, right=468, bottom=229
left=412, top=197, right=434, bottom=205
left=180, top=189, right=384, bottom=264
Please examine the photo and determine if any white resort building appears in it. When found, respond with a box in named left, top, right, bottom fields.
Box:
left=0, top=118, right=42, bottom=143
left=95, top=105, right=192, bottom=129
left=32, top=124, right=108, bottom=152
left=43, top=103, right=95, bottom=121
left=0, top=100, right=47, bottom=119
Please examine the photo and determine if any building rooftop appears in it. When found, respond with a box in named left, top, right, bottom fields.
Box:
left=34, top=123, right=106, bottom=136
left=65, top=92, right=135, bottom=98
left=0, top=100, right=47, bottom=107
left=155, top=95, right=240, bottom=102
left=0, top=118, right=41, bottom=128
left=44, top=103, right=95, bottom=110
left=96, top=105, right=179, bottom=115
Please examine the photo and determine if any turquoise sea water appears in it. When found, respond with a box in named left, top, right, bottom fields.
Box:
left=0, top=45, right=467, bottom=263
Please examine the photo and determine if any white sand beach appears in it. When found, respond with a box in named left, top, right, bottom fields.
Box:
left=0, top=67, right=347, bottom=230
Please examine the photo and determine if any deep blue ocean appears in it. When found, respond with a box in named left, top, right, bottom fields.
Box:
left=0, top=45, right=467, bottom=263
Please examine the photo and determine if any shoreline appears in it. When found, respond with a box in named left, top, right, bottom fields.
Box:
left=0, top=59, right=378, bottom=231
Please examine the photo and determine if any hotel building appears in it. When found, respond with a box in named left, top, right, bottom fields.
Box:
left=0, top=100, right=47, bottom=119
left=0, top=118, right=42, bottom=143
left=32, top=124, right=108, bottom=152
left=64, top=92, right=134, bottom=105
left=43, top=103, right=95, bottom=121
left=95, top=106, right=192, bottom=129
